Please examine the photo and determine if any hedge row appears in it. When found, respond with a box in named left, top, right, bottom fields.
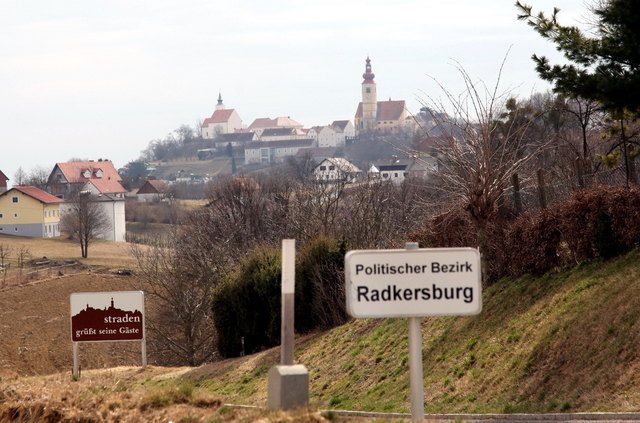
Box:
left=416, top=186, right=640, bottom=282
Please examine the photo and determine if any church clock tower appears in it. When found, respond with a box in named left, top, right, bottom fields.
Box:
left=361, top=57, right=377, bottom=132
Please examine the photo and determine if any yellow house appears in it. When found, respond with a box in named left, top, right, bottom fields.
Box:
left=0, top=186, right=64, bottom=238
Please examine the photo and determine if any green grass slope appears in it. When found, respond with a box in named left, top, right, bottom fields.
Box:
left=189, top=248, right=640, bottom=414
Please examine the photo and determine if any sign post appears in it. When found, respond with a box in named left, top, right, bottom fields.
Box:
left=345, top=246, right=482, bottom=422
left=70, top=291, right=146, bottom=378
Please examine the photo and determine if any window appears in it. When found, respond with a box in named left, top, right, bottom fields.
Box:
left=394, top=173, right=398, bottom=178
left=329, top=166, right=335, bottom=170
left=14, top=213, right=18, bottom=218
left=320, top=166, right=326, bottom=171
left=0, top=213, right=3, bottom=218
left=12, top=197, right=18, bottom=203
left=382, top=173, right=389, bottom=178
left=14, top=227, right=18, bottom=232
left=366, top=87, right=371, bottom=93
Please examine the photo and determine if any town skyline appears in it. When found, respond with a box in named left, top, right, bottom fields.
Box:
left=1, top=0, right=588, bottom=184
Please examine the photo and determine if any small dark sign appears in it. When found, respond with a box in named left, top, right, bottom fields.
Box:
left=70, top=291, right=145, bottom=342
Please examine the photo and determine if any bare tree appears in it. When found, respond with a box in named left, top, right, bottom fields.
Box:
left=0, top=244, right=11, bottom=288
left=61, top=191, right=109, bottom=258
left=26, top=166, right=51, bottom=190
left=130, top=231, right=218, bottom=366
left=421, top=61, right=545, bottom=282
left=13, top=167, right=26, bottom=186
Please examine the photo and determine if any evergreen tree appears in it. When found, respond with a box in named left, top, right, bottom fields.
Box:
left=516, top=0, right=640, bottom=113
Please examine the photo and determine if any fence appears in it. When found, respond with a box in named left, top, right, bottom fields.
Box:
left=0, top=262, right=88, bottom=289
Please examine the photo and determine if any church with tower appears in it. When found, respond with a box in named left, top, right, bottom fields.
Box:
left=201, top=93, right=243, bottom=139
left=354, top=57, right=410, bottom=136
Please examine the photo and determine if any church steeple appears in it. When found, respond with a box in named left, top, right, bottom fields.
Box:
left=361, top=57, right=377, bottom=132
left=216, top=92, right=224, bottom=110
left=362, top=56, right=375, bottom=82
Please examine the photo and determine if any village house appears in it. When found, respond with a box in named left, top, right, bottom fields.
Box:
left=137, top=180, right=172, bottom=202
left=0, top=186, right=64, bottom=238
left=244, top=139, right=315, bottom=165
left=313, top=158, right=361, bottom=183
left=47, top=160, right=127, bottom=242
left=248, top=116, right=303, bottom=137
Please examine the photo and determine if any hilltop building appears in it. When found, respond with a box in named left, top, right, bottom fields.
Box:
left=248, top=116, right=303, bottom=137
left=201, top=93, right=243, bottom=139
left=354, top=57, right=411, bottom=136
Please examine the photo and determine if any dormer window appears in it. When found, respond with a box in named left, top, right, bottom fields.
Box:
left=82, top=169, right=91, bottom=178
left=95, top=169, right=103, bottom=178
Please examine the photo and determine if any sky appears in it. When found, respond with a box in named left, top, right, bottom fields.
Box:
left=1, top=0, right=591, bottom=185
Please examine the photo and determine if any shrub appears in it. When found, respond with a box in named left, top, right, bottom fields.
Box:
left=211, top=236, right=350, bottom=358
left=505, top=209, right=562, bottom=276
left=296, top=236, right=349, bottom=332
left=211, top=248, right=281, bottom=358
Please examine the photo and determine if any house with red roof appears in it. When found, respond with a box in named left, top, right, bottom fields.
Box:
left=248, top=116, right=303, bottom=137
left=137, top=179, right=172, bottom=202
left=0, top=186, right=64, bottom=238
left=46, top=160, right=126, bottom=242
left=201, top=93, right=243, bottom=139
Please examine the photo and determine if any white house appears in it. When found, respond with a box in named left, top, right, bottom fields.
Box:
left=331, top=120, right=356, bottom=145
left=47, top=160, right=127, bottom=242
left=313, top=158, right=361, bottom=183
left=315, top=126, right=339, bottom=148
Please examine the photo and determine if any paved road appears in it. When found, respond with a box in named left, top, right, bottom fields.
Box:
left=331, top=410, right=640, bottom=422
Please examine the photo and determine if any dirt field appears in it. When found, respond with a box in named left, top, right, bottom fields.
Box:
left=0, top=272, right=146, bottom=378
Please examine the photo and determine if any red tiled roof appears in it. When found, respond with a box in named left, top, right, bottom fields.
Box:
left=249, top=118, right=278, bottom=129
left=10, top=186, right=64, bottom=204
left=354, top=100, right=406, bottom=121
left=0, top=170, right=8, bottom=185
left=52, top=161, right=126, bottom=194
left=202, top=109, right=236, bottom=126
left=137, top=180, right=171, bottom=194
left=87, top=178, right=127, bottom=194
left=54, top=161, right=121, bottom=183
left=377, top=100, right=406, bottom=121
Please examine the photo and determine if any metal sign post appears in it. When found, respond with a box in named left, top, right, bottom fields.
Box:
left=405, top=242, right=424, bottom=422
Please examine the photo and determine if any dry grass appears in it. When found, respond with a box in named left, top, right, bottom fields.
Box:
left=0, top=367, right=363, bottom=423
left=0, top=234, right=143, bottom=268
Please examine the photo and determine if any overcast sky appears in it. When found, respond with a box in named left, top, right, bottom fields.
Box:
left=1, top=0, right=590, bottom=184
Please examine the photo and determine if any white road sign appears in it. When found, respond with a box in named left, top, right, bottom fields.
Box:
left=345, top=248, right=482, bottom=318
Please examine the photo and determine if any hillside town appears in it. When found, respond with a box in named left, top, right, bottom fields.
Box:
left=0, top=57, right=436, bottom=243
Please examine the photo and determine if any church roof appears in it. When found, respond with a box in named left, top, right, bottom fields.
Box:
left=202, top=109, right=236, bottom=126
left=355, top=100, right=406, bottom=121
